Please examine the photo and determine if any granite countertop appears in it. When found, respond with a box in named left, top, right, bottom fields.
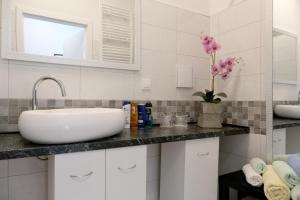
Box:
left=0, top=124, right=249, bottom=160
left=273, top=118, right=300, bottom=129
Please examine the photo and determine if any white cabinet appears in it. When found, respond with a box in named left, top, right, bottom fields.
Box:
left=48, top=150, right=106, bottom=200
left=160, top=138, right=219, bottom=200
left=106, top=145, right=147, bottom=200
left=273, top=128, right=286, bottom=155
left=48, top=146, right=147, bottom=200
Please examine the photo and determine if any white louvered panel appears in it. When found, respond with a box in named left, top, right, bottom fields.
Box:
left=102, top=3, right=134, bottom=64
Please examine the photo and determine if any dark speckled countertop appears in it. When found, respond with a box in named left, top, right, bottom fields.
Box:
left=273, top=118, right=300, bottom=129
left=0, top=124, right=249, bottom=160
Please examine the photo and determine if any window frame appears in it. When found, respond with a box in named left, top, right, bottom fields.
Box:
left=1, top=0, right=141, bottom=71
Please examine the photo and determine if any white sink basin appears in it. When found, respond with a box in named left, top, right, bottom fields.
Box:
left=18, top=108, right=125, bottom=144
left=274, top=105, right=300, bottom=119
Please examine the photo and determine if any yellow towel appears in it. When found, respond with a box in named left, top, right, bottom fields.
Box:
left=263, top=165, right=290, bottom=200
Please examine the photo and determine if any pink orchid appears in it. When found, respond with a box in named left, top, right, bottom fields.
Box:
left=225, top=57, right=235, bottom=66
left=211, top=41, right=221, bottom=52
left=201, top=36, right=214, bottom=46
left=221, top=72, right=230, bottom=80
left=219, top=60, right=227, bottom=69
left=211, top=64, right=219, bottom=76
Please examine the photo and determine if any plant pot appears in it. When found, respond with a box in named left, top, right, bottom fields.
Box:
left=197, top=102, right=223, bottom=128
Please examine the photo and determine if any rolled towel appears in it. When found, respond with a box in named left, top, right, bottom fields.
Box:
left=292, top=185, right=300, bottom=200
left=288, top=154, right=300, bottom=178
left=250, top=157, right=266, bottom=174
left=263, top=165, right=290, bottom=200
left=273, top=160, right=300, bottom=188
left=242, top=164, right=263, bottom=187
left=274, top=154, right=291, bottom=162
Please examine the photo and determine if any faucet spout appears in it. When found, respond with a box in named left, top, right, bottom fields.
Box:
left=32, top=76, right=66, bottom=110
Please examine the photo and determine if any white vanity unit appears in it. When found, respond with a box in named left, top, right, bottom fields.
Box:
left=48, top=138, right=220, bottom=200
left=160, top=138, right=219, bottom=200
left=49, top=145, right=147, bottom=200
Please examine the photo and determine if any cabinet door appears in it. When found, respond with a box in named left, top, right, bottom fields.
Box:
left=106, top=145, right=147, bottom=200
left=184, top=138, right=219, bottom=200
left=48, top=150, right=105, bottom=200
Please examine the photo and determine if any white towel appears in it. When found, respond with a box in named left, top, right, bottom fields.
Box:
left=243, top=164, right=264, bottom=187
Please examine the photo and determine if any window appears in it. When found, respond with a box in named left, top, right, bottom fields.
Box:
left=23, top=14, right=86, bottom=59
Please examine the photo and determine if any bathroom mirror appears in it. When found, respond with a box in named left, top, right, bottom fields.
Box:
left=273, top=28, right=298, bottom=85
left=272, top=0, right=300, bottom=161
left=1, top=0, right=141, bottom=70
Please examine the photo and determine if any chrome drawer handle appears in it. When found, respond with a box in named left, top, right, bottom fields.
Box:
left=197, top=152, right=210, bottom=158
left=69, top=171, right=93, bottom=182
left=117, top=164, right=137, bottom=173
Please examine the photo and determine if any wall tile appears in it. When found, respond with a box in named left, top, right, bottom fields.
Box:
left=8, top=62, right=81, bottom=99
left=147, top=156, right=160, bottom=182
left=216, top=22, right=261, bottom=55
left=9, top=172, right=47, bottom=200
left=177, top=55, right=210, bottom=79
left=141, top=49, right=176, bottom=77
left=217, top=74, right=262, bottom=101
left=219, top=134, right=262, bottom=158
left=141, top=0, right=177, bottom=30
left=222, top=48, right=261, bottom=77
left=177, top=32, right=206, bottom=58
left=216, top=0, right=262, bottom=34
left=147, top=144, right=161, bottom=158
left=146, top=180, right=160, bottom=200
left=80, top=68, right=135, bottom=100
left=0, top=160, right=8, bottom=178
left=0, top=178, right=8, bottom=200
left=218, top=152, right=248, bottom=175
left=176, top=9, right=210, bottom=35
left=8, top=157, right=47, bottom=176
left=0, top=60, right=9, bottom=98
left=141, top=24, right=177, bottom=53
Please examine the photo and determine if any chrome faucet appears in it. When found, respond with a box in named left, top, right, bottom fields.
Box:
left=32, top=76, right=66, bottom=110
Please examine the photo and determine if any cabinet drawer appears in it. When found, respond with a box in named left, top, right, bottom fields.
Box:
left=185, top=138, right=219, bottom=200
left=48, top=150, right=105, bottom=200
left=106, top=145, right=147, bottom=200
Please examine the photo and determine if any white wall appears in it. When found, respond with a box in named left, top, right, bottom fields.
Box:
left=0, top=0, right=211, bottom=101
left=211, top=0, right=265, bottom=101
left=156, top=0, right=210, bottom=16
left=273, top=0, right=300, bottom=101
left=211, top=0, right=270, bottom=173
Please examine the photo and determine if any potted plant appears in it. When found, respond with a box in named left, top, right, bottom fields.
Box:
left=193, top=35, right=241, bottom=128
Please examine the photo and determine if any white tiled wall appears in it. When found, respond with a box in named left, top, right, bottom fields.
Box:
left=0, top=157, right=48, bottom=200
left=211, top=0, right=266, bottom=101
left=0, top=0, right=272, bottom=199
left=0, top=1, right=211, bottom=200
left=211, top=0, right=270, bottom=174
left=0, top=0, right=211, bottom=101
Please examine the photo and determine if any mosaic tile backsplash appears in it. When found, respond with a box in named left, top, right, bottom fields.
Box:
left=0, top=99, right=266, bottom=135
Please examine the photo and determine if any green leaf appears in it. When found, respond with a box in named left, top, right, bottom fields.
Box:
left=215, top=92, right=227, bottom=98
left=192, top=91, right=206, bottom=97
left=211, top=98, right=221, bottom=103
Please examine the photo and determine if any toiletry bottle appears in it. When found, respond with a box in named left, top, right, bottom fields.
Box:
left=122, top=101, right=131, bottom=128
left=138, top=104, right=146, bottom=129
left=130, top=102, right=138, bottom=128
left=145, top=102, right=153, bottom=128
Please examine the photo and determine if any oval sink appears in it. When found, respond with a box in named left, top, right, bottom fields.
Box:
left=274, top=105, right=300, bottom=119
left=18, top=108, right=125, bottom=144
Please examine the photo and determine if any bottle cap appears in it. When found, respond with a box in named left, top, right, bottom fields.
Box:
left=122, top=100, right=131, bottom=106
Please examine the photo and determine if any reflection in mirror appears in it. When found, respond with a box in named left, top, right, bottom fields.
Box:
left=1, top=0, right=140, bottom=70
left=273, top=28, right=297, bottom=84
left=273, top=0, right=300, bottom=176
